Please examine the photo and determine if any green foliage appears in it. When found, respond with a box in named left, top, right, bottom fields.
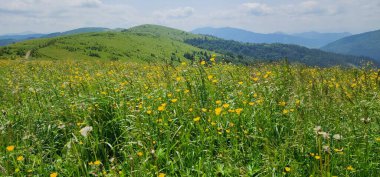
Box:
left=185, top=37, right=378, bottom=67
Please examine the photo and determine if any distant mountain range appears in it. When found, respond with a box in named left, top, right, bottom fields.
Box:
left=321, top=29, right=380, bottom=61
left=0, top=24, right=375, bottom=67
left=192, top=27, right=351, bottom=48
left=0, top=27, right=111, bottom=46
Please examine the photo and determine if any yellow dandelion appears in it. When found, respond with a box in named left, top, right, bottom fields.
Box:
left=235, top=108, right=243, bottom=115
left=222, top=103, right=229, bottom=108
left=238, top=81, right=243, bottom=85
left=158, top=106, right=165, bottom=111
left=346, top=165, right=354, bottom=171
left=226, top=129, right=231, bottom=133
left=282, top=109, right=289, bottom=114
left=208, top=75, right=214, bottom=80
left=6, top=145, right=15, bottom=152
left=279, top=101, right=286, bottom=107
left=193, top=117, right=201, bottom=122
left=158, top=173, right=166, bottom=177
left=171, top=99, right=178, bottom=103
left=137, top=152, right=143, bottom=157
left=94, top=160, right=101, bottom=165
left=50, top=172, right=58, bottom=177
left=215, top=100, right=222, bottom=105
left=17, top=155, right=24, bottom=161
left=147, top=110, right=152, bottom=114
left=284, top=167, right=291, bottom=173
left=215, top=107, right=222, bottom=116
left=200, top=61, right=206, bottom=65
left=315, top=155, right=321, bottom=160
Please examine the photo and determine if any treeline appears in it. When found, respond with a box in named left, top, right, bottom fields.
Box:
left=185, top=38, right=378, bottom=67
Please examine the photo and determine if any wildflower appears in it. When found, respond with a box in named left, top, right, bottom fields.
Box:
left=15, top=168, right=20, bottom=173
left=314, top=126, right=322, bottom=134
left=79, top=126, right=93, bottom=137
left=193, top=117, right=201, bottom=123
left=308, top=152, right=315, bottom=157
left=376, top=137, right=380, bottom=142
left=215, top=107, right=222, bottom=116
left=6, top=145, right=15, bottom=152
left=158, top=173, right=166, bottom=177
left=238, top=81, right=243, bottom=85
left=147, top=110, right=152, bottom=115
left=252, top=77, right=259, bottom=82
left=226, top=129, right=231, bottom=133
left=200, top=61, right=206, bottom=65
left=222, top=103, right=229, bottom=108
left=279, top=101, right=286, bottom=107
left=208, top=75, right=213, bottom=80
left=360, top=117, right=371, bottom=124
left=94, top=160, right=101, bottom=165
left=249, top=102, right=255, bottom=106
left=323, top=145, right=330, bottom=153
left=334, top=148, right=344, bottom=154
left=295, top=99, right=300, bottom=106
left=346, top=165, right=354, bottom=171
left=333, top=134, right=342, bottom=140
left=284, top=166, right=291, bottom=173
left=50, top=172, right=58, bottom=177
left=158, top=105, right=165, bottom=111
left=282, top=109, right=289, bottom=114
left=215, top=100, right=222, bottom=105
left=210, top=57, right=216, bottom=62
left=17, top=155, right=24, bottom=161
left=171, top=99, right=178, bottom=103
left=318, top=132, right=330, bottom=139
left=137, top=152, right=143, bottom=157
left=315, top=155, right=321, bottom=160
left=235, top=108, right=243, bottom=115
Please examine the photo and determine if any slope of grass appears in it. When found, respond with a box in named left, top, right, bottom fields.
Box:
left=0, top=31, right=206, bottom=63
left=0, top=59, right=379, bottom=176
left=126, top=24, right=201, bottom=41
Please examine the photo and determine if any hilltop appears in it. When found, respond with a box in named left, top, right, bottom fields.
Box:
left=322, top=29, right=380, bottom=61
left=0, top=24, right=376, bottom=67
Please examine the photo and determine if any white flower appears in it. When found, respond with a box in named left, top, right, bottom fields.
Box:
left=314, top=126, right=322, bottom=134
left=79, top=126, right=93, bottom=137
left=333, top=134, right=342, bottom=140
left=323, top=145, right=330, bottom=153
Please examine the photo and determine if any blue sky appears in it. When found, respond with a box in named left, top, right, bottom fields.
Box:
left=0, top=0, right=379, bottom=35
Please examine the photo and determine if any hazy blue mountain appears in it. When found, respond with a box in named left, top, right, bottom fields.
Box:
left=42, top=27, right=110, bottom=38
left=321, top=29, right=380, bottom=61
left=0, top=27, right=110, bottom=46
left=192, top=27, right=350, bottom=48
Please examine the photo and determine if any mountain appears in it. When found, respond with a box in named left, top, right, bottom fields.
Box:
left=321, top=29, right=380, bottom=61
left=41, top=27, right=110, bottom=38
left=0, top=27, right=110, bottom=46
left=192, top=27, right=350, bottom=48
left=0, top=25, right=207, bottom=63
left=0, top=24, right=376, bottom=67
left=185, top=37, right=377, bottom=67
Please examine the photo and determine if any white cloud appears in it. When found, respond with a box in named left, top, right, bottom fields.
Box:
left=241, top=3, right=273, bottom=16
left=154, top=7, right=195, bottom=19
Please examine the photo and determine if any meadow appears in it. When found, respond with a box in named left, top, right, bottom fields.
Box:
left=0, top=58, right=379, bottom=176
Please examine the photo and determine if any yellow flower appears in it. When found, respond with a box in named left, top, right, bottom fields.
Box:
left=252, top=77, right=259, bottom=82
left=346, top=165, right=354, bottom=171
left=158, top=106, right=165, bottom=111
left=222, top=103, right=229, bottom=108
left=200, top=61, right=206, bottom=65
left=208, top=75, right=213, bottom=80
left=279, top=101, right=286, bottom=107
left=17, top=155, right=24, bottom=161
left=215, top=100, right=222, bottom=105
left=315, top=155, right=321, bottom=160
left=376, top=137, right=380, bottom=142
left=6, top=145, right=15, bottom=152
left=171, top=99, right=178, bottom=103
left=225, top=129, right=231, bottom=133
left=238, top=81, right=243, bottom=85
left=50, top=172, right=58, bottom=177
left=94, top=160, right=101, bottom=165
left=235, top=108, right=243, bottom=115
left=282, top=109, right=289, bottom=114
left=147, top=110, right=152, bottom=114
left=15, top=168, right=20, bottom=173
left=193, top=117, right=201, bottom=122
left=284, top=167, right=291, bottom=173
left=215, top=107, right=222, bottom=116
left=137, top=152, right=143, bottom=157
left=295, top=99, right=301, bottom=106
left=158, top=173, right=166, bottom=177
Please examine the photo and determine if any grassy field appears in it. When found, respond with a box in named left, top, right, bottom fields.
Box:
left=0, top=59, right=379, bottom=176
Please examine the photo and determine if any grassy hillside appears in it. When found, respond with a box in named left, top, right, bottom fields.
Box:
left=0, top=30, right=207, bottom=63
left=127, top=24, right=200, bottom=41
left=322, top=30, right=380, bottom=61
left=185, top=37, right=378, bottom=67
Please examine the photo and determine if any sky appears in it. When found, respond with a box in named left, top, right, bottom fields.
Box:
left=0, top=0, right=380, bottom=35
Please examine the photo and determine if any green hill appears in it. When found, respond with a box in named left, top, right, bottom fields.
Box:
left=185, top=37, right=377, bottom=67
left=0, top=24, right=378, bottom=67
left=321, top=30, right=380, bottom=61
left=125, top=24, right=200, bottom=41
left=0, top=28, right=208, bottom=63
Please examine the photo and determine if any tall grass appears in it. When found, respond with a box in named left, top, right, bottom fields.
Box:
left=0, top=59, right=379, bottom=176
